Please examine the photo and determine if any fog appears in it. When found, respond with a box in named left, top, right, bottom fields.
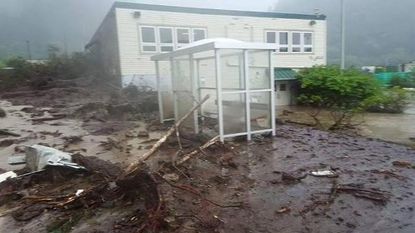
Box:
left=0, top=0, right=414, bottom=66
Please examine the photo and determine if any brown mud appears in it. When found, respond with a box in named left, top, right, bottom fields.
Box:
left=1, top=82, right=415, bottom=232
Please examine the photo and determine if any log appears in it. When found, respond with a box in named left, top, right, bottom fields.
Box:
left=122, top=94, right=210, bottom=176
left=176, top=136, right=219, bottom=165
left=31, top=114, right=66, bottom=123
left=0, top=129, right=20, bottom=137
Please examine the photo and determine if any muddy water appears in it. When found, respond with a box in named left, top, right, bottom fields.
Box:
left=0, top=100, right=163, bottom=171
left=360, top=101, right=415, bottom=146
left=221, top=126, right=415, bottom=233
left=278, top=101, right=415, bottom=147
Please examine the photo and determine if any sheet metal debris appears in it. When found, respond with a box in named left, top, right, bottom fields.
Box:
left=25, top=145, right=86, bottom=171
left=310, top=169, right=338, bottom=178
left=0, top=171, right=17, bottom=183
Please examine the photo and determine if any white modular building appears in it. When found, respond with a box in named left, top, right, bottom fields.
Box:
left=87, top=1, right=327, bottom=106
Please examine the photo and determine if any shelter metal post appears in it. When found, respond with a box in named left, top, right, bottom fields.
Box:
left=243, top=50, right=252, bottom=141
left=196, top=60, right=202, bottom=116
left=190, top=54, right=199, bottom=134
left=155, top=61, right=164, bottom=123
left=215, top=49, right=224, bottom=142
left=269, top=51, right=276, bottom=136
left=170, top=58, right=179, bottom=121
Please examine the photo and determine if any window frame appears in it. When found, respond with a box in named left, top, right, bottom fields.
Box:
left=176, top=27, right=191, bottom=48
left=278, top=31, right=289, bottom=53
left=139, top=25, right=158, bottom=53
left=158, top=26, right=175, bottom=53
left=265, top=31, right=277, bottom=44
left=264, top=30, right=290, bottom=53
left=303, top=32, right=313, bottom=53
left=291, top=32, right=302, bottom=53
left=192, top=28, right=207, bottom=42
left=138, top=25, right=208, bottom=53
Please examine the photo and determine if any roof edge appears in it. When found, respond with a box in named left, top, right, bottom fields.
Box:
left=114, top=2, right=326, bottom=20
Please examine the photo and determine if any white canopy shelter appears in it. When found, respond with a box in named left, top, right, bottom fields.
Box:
left=151, top=38, right=277, bottom=142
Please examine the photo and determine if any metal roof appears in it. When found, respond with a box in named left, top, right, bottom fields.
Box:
left=275, top=68, right=298, bottom=80
left=114, top=1, right=326, bottom=20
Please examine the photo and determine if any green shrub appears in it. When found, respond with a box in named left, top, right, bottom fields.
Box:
left=0, top=50, right=101, bottom=90
left=297, top=66, right=381, bottom=129
left=389, top=76, right=415, bottom=88
left=364, top=87, right=409, bottom=113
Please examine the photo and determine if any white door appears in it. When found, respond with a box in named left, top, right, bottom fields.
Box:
left=275, top=81, right=291, bottom=106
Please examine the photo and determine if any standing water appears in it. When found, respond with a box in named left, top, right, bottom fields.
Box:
left=360, top=99, right=415, bottom=146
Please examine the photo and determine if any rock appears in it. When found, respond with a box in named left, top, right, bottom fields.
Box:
left=392, top=160, right=413, bottom=168
left=162, top=173, right=180, bottom=182
left=281, top=172, right=307, bottom=184
left=0, top=108, right=6, bottom=117
left=137, top=130, right=149, bottom=138
left=0, top=139, right=17, bottom=147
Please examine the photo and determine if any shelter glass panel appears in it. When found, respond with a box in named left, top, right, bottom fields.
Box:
left=220, top=49, right=245, bottom=91
left=250, top=91, right=271, bottom=131
left=248, top=50, right=271, bottom=90
left=222, top=93, right=247, bottom=135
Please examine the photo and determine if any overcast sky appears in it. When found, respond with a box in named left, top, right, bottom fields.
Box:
left=1, top=0, right=414, bottom=66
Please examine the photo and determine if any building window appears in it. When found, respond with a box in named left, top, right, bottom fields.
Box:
left=266, top=31, right=276, bottom=44
left=266, top=31, right=312, bottom=53
left=158, top=27, right=174, bottom=52
left=140, top=26, right=157, bottom=52
left=176, top=28, right=190, bottom=48
left=292, top=32, right=301, bottom=53
left=303, top=32, right=313, bottom=53
left=193, top=28, right=207, bottom=41
left=279, top=84, right=287, bottom=91
left=139, top=25, right=207, bottom=53
left=279, top=32, right=289, bottom=53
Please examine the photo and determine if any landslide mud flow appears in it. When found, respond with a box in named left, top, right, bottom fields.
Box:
left=1, top=86, right=415, bottom=233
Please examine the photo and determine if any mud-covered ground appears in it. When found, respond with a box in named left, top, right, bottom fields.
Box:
left=1, top=83, right=415, bottom=233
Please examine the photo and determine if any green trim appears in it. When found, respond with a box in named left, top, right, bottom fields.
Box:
left=275, top=68, right=297, bottom=80
left=114, top=2, right=326, bottom=20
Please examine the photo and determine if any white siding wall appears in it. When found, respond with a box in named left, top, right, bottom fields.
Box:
left=115, top=8, right=327, bottom=77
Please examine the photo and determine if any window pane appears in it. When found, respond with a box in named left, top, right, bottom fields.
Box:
left=250, top=92, right=271, bottom=131
left=266, top=32, right=276, bottom=43
left=141, top=27, right=155, bottom=43
left=292, top=32, right=301, bottom=45
left=159, top=28, right=173, bottom=43
left=304, top=33, right=312, bottom=45
left=279, top=47, right=288, bottom=53
left=304, top=47, right=313, bottom=52
left=143, top=45, right=156, bottom=52
left=279, top=84, right=287, bottom=91
left=292, top=47, right=301, bottom=53
left=193, top=29, right=206, bottom=41
left=279, top=32, right=288, bottom=45
left=161, top=46, right=174, bottom=52
left=177, top=29, right=190, bottom=43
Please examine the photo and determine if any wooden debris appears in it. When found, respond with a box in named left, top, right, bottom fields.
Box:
left=275, top=207, right=291, bottom=214
left=176, top=135, right=220, bottom=165
left=0, top=129, right=20, bottom=137
left=335, top=184, right=391, bottom=204
left=122, top=95, right=210, bottom=177
left=392, top=161, right=413, bottom=168
left=371, top=169, right=408, bottom=181
left=31, top=114, right=66, bottom=123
